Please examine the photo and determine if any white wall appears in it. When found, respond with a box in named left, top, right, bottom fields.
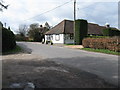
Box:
left=45, top=34, right=64, bottom=44
left=45, top=34, right=74, bottom=44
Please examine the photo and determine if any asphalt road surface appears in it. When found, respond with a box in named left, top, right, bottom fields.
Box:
left=17, top=42, right=119, bottom=87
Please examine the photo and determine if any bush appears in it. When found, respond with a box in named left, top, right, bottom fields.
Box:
left=102, top=28, right=120, bottom=36
left=15, top=34, right=26, bottom=41
left=75, top=19, right=88, bottom=45
left=33, top=32, right=41, bottom=42
left=2, top=27, right=16, bottom=52
left=82, top=36, right=120, bottom=52
left=112, top=29, right=120, bottom=36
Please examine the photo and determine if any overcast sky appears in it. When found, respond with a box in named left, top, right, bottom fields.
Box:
left=0, top=0, right=119, bottom=33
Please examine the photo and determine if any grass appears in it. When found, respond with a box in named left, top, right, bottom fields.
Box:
left=86, top=36, right=109, bottom=38
left=2, top=45, right=22, bottom=55
left=81, top=48, right=120, bottom=55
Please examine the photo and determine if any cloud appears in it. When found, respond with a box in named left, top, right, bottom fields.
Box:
left=77, top=2, right=118, bottom=27
left=0, top=0, right=119, bottom=33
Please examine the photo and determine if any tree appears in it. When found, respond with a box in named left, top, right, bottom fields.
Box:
left=30, top=23, right=39, bottom=30
left=28, top=23, right=41, bottom=41
left=15, top=24, right=28, bottom=41
left=0, top=0, right=9, bottom=11
left=28, top=23, right=50, bottom=42
left=18, top=24, right=28, bottom=37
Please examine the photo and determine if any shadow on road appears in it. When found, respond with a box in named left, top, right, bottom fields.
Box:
left=17, top=43, right=32, bottom=54
left=2, top=56, right=118, bottom=88
left=50, top=56, right=118, bottom=87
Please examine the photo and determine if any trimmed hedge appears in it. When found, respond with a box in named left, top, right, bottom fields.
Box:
left=82, top=36, right=120, bottom=52
left=75, top=19, right=88, bottom=45
left=2, top=27, right=16, bottom=52
left=102, top=28, right=120, bottom=36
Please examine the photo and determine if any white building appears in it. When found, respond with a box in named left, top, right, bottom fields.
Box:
left=45, top=20, right=74, bottom=44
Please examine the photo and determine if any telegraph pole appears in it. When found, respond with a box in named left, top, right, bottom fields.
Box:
left=4, top=23, right=6, bottom=28
left=74, top=0, right=76, bottom=44
left=74, top=0, right=76, bottom=21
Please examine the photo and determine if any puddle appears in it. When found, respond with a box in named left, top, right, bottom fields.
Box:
left=10, top=82, right=35, bottom=89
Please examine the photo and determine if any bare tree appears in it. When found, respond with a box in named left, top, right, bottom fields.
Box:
left=29, top=23, right=39, bottom=30
left=0, top=0, right=9, bottom=11
left=18, top=24, right=28, bottom=37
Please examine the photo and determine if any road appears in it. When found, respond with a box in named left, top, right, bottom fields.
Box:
left=17, top=42, right=119, bottom=86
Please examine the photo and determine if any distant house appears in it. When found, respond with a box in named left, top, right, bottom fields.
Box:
left=44, top=19, right=118, bottom=44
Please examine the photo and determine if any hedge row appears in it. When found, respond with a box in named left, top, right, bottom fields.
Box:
left=82, top=37, right=120, bottom=52
left=2, top=27, right=16, bottom=52
left=102, top=28, right=120, bottom=36
left=15, top=34, right=29, bottom=41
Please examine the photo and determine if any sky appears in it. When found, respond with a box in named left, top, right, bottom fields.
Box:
left=0, top=0, right=119, bottom=33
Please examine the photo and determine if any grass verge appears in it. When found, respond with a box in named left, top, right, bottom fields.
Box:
left=2, top=45, right=22, bottom=55
left=81, top=48, right=120, bottom=55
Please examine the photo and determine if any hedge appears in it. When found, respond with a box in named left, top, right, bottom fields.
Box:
left=2, top=27, right=16, bottom=52
left=102, top=28, right=120, bottom=36
left=82, top=36, right=120, bottom=52
left=75, top=19, right=88, bottom=45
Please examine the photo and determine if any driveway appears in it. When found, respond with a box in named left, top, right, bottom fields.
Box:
left=17, top=42, right=119, bottom=87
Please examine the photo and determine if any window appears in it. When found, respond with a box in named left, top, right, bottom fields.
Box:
left=70, top=34, right=74, bottom=39
left=55, top=34, right=60, bottom=41
left=65, top=34, right=74, bottom=40
left=47, top=35, right=51, bottom=41
left=65, top=34, right=69, bottom=39
left=51, top=35, right=53, bottom=40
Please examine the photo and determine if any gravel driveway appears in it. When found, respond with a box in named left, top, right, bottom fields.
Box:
left=2, top=54, right=117, bottom=88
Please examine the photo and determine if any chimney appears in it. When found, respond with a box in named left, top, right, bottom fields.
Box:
left=105, top=23, right=110, bottom=28
left=40, top=25, right=43, bottom=28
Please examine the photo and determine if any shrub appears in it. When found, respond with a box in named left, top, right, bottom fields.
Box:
left=112, top=29, right=120, bottom=36
left=102, top=28, right=120, bottom=36
left=2, top=27, right=16, bottom=52
left=82, top=36, right=120, bottom=52
left=15, top=34, right=26, bottom=41
left=75, top=19, right=88, bottom=45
